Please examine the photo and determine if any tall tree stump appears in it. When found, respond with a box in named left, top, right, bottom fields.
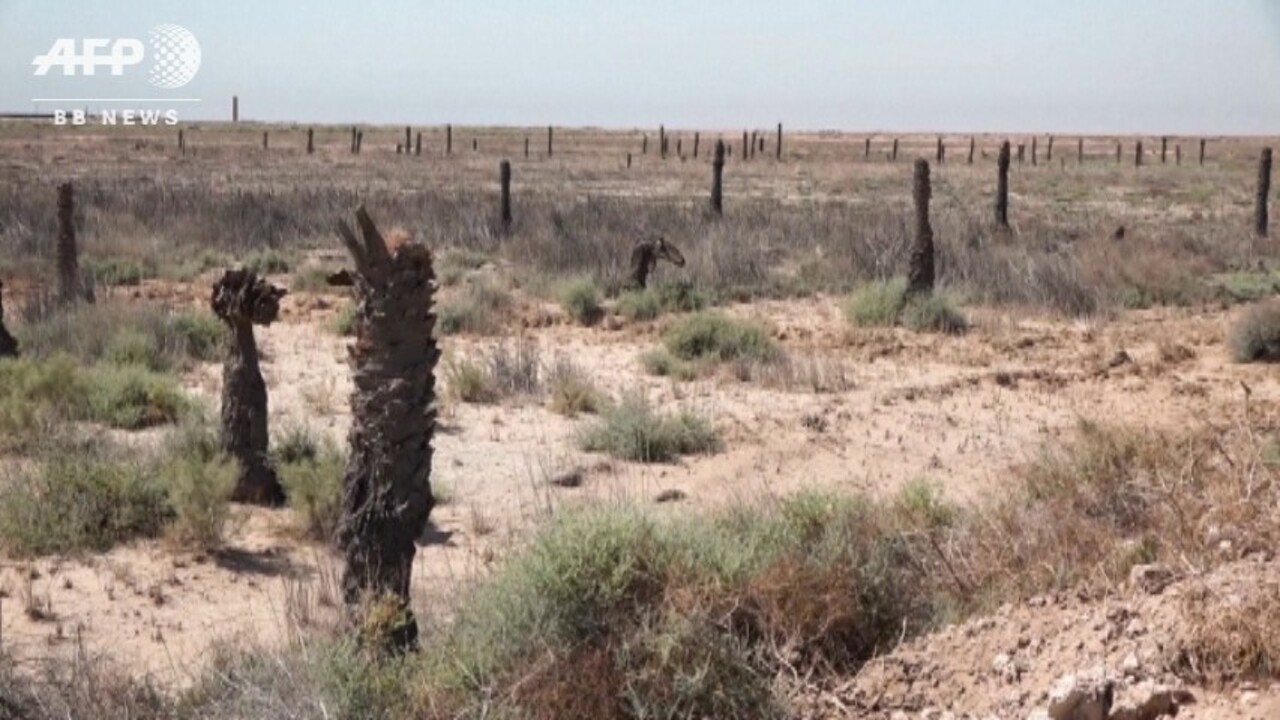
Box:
left=334, top=207, right=439, bottom=651
left=996, top=141, right=1011, bottom=230
left=56, top=182, right=90, bottom=305
left=711, top=140, right=725, bottom=216
left=0, top=280, right=17, bottom=358
left=1258, top=148, right=1273, bottom=238
left=499, top=160, right=513, bottom=232
left=907, top=159, right=934, bottom=296
left=211, top=269, right=286, bottom=506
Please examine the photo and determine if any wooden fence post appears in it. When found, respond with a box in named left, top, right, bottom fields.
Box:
left=996, top=141, right=1011, bottom=229
left=500, top=160, right=513, bottom=233
left=1257, top=147, right=1273, bottom=238
left=711, top=140, right=725, bottom=215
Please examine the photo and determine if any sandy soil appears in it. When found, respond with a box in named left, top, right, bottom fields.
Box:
left=2, top=277, right=1277, bottom=692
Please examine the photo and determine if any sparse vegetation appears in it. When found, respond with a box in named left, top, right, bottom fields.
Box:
left=1229, top=300, right=1280, bottom=362
left=546, top=356, right=603, bottom=417
left=557, top=277, right=602, bottom=325
left=278, top=432, right=346, bottom=542
left=437, top=279, right=514, bottom=336
left=579, top=394, right=720, bottom=462
left=616, top=280, right=710, bottom=321
left=662, top=312, right=778, bottom=364
left=845, top=279, right=967, bottom=334
left=443, top=340, right=541, bottom=404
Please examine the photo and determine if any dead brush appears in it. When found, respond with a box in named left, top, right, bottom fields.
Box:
left=966, top=413, right=1280, bottom=599
left=1173, top=581, right=1280, bottom=684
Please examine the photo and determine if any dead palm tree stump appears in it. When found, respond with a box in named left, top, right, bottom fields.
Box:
left=335, top=207, right=438, bottom=652
left=211, top=269, right=287, bottom=506
left=711, top=140, right=725, bottom=216
left=56, top=182, right=91, bottom=305
left=1258, top=147, right=1273, bottom=238
left=907, top=159, right=935, bottom=297
left=0, top=280, right=17, bottom=358
left=996, top=141, right=1011, bottom=230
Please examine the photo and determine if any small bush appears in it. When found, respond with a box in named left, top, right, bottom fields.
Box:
left=1229, top=301, right=1280, bottom=362
left=546, top=357, right=602, bottom=417
left=242, top=248, right=292, bottom=275
left=292, top=264, right=345, bottom=294
left=0, top=440, right=171, bottom=556
left=846, top=280, right=967, bottom=334
left=104, top=329, right=164, bottom=370
left=639, top=348, right=700, bottom=381
left=159, top=447, right=238, bottom=550
left=579, top=394, right=720, bottom=462
left=436, top=249, right=492, bottom=287
left=663, top=312, right=778, bottom=364
left=332, top=302, right=358, bottom=336
left=279, top=437, right=345, bottom=542
left=616, top=281, right=712, bottom=322
left=85, top=364, right=189, bottom=429
left=558, top=278, right=602, bottom=326
left=170, top=310, right=224, bottom=362
left=443, top=357, right=493, bottom=404
left=437, top=280, right=513, bottom=336
left=846, top=279, right=908, bottom=326
left=901, top=293, right=968, bottom=334
left=86, top=256, right=151, bottom=287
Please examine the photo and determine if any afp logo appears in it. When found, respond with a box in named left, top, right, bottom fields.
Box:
left=32, top=24, right=201, bottom=89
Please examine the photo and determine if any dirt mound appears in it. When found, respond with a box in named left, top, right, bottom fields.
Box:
left=797, top=559, right=1280, bottom=719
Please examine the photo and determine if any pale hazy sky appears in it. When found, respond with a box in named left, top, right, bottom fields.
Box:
left=2, top=0, right=1279, bottom=133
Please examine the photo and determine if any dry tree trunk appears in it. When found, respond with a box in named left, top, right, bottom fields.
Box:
left=907, top=159, right=934, bottom=296
left=499, top=160, right=513, bottom=232
left=335, top=207, right=438, bottom=652
left=711, top=140, right=725, bottom=216
left=1258, top=148, right=1273, bottom=238
left=996, top=141, right=1011, bottom=230
left=56, top=182, right=90, bottom=305
left=0, top=280, right=17, bottom=358
left=211, top=269, right=287, bottom=506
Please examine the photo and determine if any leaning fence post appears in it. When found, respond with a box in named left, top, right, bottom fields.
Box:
left=57, top=182, right=89, bottom=305
left=711, top=140, right=725, bottom=216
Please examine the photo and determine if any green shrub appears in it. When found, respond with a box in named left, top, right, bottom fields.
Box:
left=436, top=249, right=491, bottom=287
left=0, top=440, right=171, bottom=556
left=104, top=329, right=164, bottom=370
left=291, top=264, right=345, bottom=294
left=558, top=278, right=602, bottom=325
left=579, top=394, right=720, bottom=462
left=160, top=449, right=238, bottom=550
left=86, top=256, right=151, bottom=287
left=436, top=280, right=513, bottom=336
left=901, top=293, right=968, bottom=334
left=85, top=363, right=189, bottom=429
left=547, top=357, right=602, bottom=417
left=639, top=348, right=699, bottom=381
left=846, top=280, right=967, bottom=334
left=332, top=302, right=358, bottom=336
left=845, top=279, right=908, bottom=326
left=0, top=354, right=86, bottom=440
left=616, top=289, right=663, bottom=321
left=663, top=312, right=778, bottom=364
left=242, top=248, right=292, bottom=275
left=170, top=310, right=224, bottom=362
left=1229, top=301, right=1280, bottom=362
left=279, top=435, right=346, bottom=542
left=620, top=281, right=712, bottom=321
left=443, top=357, right=493, bottom=403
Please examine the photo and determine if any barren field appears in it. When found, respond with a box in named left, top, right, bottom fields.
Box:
left=1, top=122, right=1279, bottom=718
